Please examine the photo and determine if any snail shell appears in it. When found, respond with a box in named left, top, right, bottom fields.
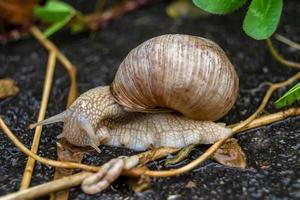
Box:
left=111, top=34, right=239, bottom=121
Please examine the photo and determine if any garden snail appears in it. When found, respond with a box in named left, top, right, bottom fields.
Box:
left=30, top=34, right=239, bottom=153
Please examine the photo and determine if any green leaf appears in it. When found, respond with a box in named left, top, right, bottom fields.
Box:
left=71, top=23, right=85, bottom=34
left=243, top=0, right=283, bottom=40
left=34, top=1, right=74, bottom=23
left=275, top=82, right=300, bottom=108
left=43, top=14, right=73, bottom=37
left=192, top=0, right=247, bottom=14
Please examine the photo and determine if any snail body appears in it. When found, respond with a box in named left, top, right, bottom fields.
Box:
left=30, top=34, right=239, bottom=152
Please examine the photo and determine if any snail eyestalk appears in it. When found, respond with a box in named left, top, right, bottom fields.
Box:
left=78, top=118, right=101, bottom=153
left=29, top=111, right=68, bottom=129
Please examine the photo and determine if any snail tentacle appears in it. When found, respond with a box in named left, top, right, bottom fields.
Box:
left=29, top=111, right=68, bottom=129
left=78, top=118, right=101, bottom=153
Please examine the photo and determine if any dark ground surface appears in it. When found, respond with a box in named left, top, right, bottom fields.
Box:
left=0, top=0, right=300, bottom=199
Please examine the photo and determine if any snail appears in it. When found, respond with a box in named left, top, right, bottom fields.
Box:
left=30, top=34, right=239, bottom=153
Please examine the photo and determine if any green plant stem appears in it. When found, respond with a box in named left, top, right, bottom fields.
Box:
left=274, top=34, right=300, bottom=51
left=266, top=38, right=300, bottom=69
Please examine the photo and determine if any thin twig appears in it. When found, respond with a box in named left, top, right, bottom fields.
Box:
left=0, top=117, right=100, bottom=172
left=266, top=38, right=300, bottom=69
left=20, top=51, right=57, bottom=189
left=30, top=26, right=78, bottom=107
left=274, top=33, right=300, bottom=51
left=29, top=26, right=79, bottom=199
left=0, top=106, right=299, bottom=198
left=0, top=172, right=92, bottom=200
left=232, top=71, right=300, bottom=132
left=228, top=107, right=300, bottom=131
left=0, top=117, right=177, bottom=199
left=50, top=170, right=70, bottom=200
left=84, top=0, right=158, bottom=31
left=30, top=25, right=80, bottom=200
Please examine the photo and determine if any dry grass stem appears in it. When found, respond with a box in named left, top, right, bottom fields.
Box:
left=0, top=119, right=177, bottom=199
left=0, top=105, right=299, bottom=198
left=50, top=171, right=70, bottom=200
left=30, top=26, right=78, bottom=199
left=231, top=71, right=300, bottom=132
left=228, top=107, right=300, bottom=131
left=266, top=38, right=300, bottom=69
left=274, top=33, right=300, bottom=51
left=84, top=0, right=156, bottom=31
left=0, top=117, right=100, bottom=172
left=30, top=26, right=78, bottom=107
left=20, top=51, right=57, bottom=189
left=0, top=172, right=92, bottom=200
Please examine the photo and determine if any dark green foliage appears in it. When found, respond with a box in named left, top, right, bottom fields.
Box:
left=192, top=0, right=247, bottom=14
left=243, top=0, right=283, bottom=40
left=34, top=0, right=76, bottom=37
left=192, top=0, right=283, bottom=40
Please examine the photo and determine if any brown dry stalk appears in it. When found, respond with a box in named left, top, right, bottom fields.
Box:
left=0, top=107, right=299, bottom=199
left=31, top=26, right=78, bottom=200
left=0, top=117, right=100, bottom=172
left=20, top=51, right=57, bottom=189
left=50, top=171, right=70, bottom=200
left=228, top=107, right=300, bottom=131
left=31, top=24, right=79, bottom=198
left=21, top=26, right=78, bottom=190
left=266, top=38, right=300, bottom=69
left=0, top=118, right=176, bottom=199
left=84, top=0, right=157, bottom=31
left=30, top=26, right=78, bottom=107
left=0, top=172, right=92, bottom=200
left=274, top=34, right=300, bottom=51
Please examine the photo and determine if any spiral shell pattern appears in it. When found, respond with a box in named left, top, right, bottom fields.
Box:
left=111, top=34, right=239, bottom=121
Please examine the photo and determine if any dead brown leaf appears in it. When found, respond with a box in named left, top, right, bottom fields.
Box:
left=56, top=138, right=86, bottom=176
left=0, top=0, right=39, bottom=25
left=128, top=175, right=151, bottom=193
left=0, top=78, right=19, bottom=99
left=127, top=167, right=151, bottom=192
left=212, top=138, right=247, bottom=169
left=185, top=180, right=196, bottom=188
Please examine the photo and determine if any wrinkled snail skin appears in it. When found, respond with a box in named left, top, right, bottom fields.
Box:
left=97, top=109, right=232, bottom=151
left=30, top=34, right=239, bottom=152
